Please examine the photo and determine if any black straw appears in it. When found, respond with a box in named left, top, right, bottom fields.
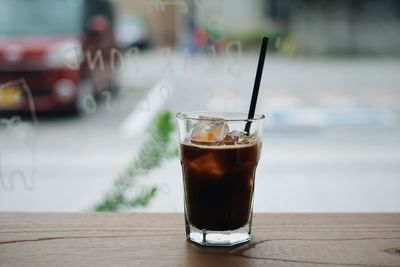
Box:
left=245, top=37, right=269, bottom=134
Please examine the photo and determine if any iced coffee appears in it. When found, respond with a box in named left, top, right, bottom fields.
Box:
left=177, top=112, right=264, bottom=246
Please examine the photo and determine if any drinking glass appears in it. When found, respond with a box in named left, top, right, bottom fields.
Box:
left=176, top=111, right=264, bottom=246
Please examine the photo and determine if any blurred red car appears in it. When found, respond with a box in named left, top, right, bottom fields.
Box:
left=0, top=0, right=118, bottom=114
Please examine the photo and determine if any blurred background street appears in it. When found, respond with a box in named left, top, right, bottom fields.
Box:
left=1, top=0, right=400, bottom=212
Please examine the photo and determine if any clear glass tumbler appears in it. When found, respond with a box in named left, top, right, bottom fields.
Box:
left=176, top=111, right=264, bottom=246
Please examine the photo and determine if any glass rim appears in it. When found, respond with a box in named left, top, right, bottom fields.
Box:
left=176, top=111, right=265, bottom=122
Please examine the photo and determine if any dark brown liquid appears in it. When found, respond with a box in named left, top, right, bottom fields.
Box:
left=180, top=142, right=260, bottom=231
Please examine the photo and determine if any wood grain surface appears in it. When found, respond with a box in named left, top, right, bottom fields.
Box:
left=0, top=213, right=399, bottom=267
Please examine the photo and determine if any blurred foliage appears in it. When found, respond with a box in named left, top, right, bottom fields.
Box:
left=225, top=31, right=289, bottom=52
left=94, top=110, right=178, bottom=211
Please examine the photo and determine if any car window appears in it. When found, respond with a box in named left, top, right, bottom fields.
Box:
left=0, top=0, right=84, bottom=37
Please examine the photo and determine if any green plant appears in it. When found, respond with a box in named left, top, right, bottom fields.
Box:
left=93, top=110, right=178, bottom=211
left=224, top=30, right=286, bottom=51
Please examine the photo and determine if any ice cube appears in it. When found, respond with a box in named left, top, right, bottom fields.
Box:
left=223, top=130, right=239, bottom=145
left=223, top=130, right=251, bottom=145
left=237, top=138, right=250, bottom=145
left=191, top=153, right=225, bottom=178
left=237, top=132, right=251, bottom=145
left=191, top=118, right=229, bottom=145
left=223, top=134, right=235, bottom=145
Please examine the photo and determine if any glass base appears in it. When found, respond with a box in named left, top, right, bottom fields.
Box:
left=185, top=222, right=252, bottom=247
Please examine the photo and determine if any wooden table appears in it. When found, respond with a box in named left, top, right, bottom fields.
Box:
left=1, top=213, right=399, bottom=266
